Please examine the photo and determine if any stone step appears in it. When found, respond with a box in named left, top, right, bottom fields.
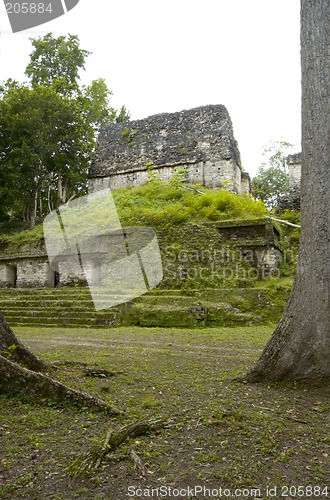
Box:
left=0, top=286, right=290, bottom=328
left=7, top=315, right=119, bottom=327
left=2, top=308, right=120, bottom=318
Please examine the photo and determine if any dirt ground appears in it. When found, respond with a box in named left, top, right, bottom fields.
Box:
left=0, top=326, right=329, bottom=499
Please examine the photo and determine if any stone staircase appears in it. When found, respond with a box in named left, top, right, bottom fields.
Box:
left=0, top=286, right=290, bottom=329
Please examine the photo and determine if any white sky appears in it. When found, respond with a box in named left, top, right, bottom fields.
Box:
left=0, top=0, right=301, bottom=176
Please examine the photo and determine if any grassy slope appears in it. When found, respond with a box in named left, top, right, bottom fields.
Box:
left=0, top=182, right=268, bottom=246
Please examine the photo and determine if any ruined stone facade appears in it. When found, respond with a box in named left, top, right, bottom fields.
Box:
left=287, top=153, right=302, bottom=188
left=278, top=153, right=301, bottom=210
left=0, top=219, right=282, bottom=289
left=88, top=105, right=250, bottom=194
left=0, top=244, right=55, bottom=288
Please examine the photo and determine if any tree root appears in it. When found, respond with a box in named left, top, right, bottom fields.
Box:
left=0, top=311, right=48, bottom=372
left=0, top=354, right=121, bottom=415
left=68, top=416, right=177, bottom=478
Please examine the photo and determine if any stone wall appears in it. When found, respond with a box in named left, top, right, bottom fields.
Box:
left=287, top=153, right=301, bottom=188
left=89, top=105, right=250, bottom=194
left=0, top=257, right=54, bottom=288
left=278, top=153, right=301, bottom=210
left=0, top=219, right=283, bottom=289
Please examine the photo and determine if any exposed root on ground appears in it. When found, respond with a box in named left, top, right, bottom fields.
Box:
left=0, top=354, right=121, bottom=415
left=68, top=415, right=179, bottom=478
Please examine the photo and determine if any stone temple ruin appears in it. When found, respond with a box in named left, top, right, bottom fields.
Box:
left=278, top=152, right=302, bottom=210
left=0, top=105, right=286, bottom=291
left=88, top=105, right=251, bottom=194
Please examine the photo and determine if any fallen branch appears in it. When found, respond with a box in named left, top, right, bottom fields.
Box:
left=94, top=428, right=113, bottom=469
left=69, top=416, right=176, bottom=477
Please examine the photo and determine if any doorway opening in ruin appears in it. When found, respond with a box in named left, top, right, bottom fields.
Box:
left=47, top=263, right=60, bottom=288
left=54, top=269, right=60, bottom=287
left=6, top=264, right=17, bottom=288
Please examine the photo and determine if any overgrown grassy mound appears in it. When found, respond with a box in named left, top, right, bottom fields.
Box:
left=0, top=223, right=43, bottom=246
left=0, top=181, right=269, bottom=245
left=113, top=180, right=268, bottom=228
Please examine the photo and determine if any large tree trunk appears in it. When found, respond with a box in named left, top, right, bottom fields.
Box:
left=244, top=0, right=329, bottom=383
left=0, top=312, right=120, bottom=414
left=0, top=311, right=47, bottom=371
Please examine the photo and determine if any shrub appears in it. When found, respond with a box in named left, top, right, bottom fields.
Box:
left=113, top=180, right=268, bottom=228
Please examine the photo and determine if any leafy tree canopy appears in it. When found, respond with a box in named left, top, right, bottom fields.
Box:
left=25, top=33, right=89, bottom=95
left=0, top=33, right=130, bottom=227
left=251, top=141, right=293, bottom=209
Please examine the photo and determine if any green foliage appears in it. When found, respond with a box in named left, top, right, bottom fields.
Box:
left=0, top=83, right=90, bottom=224
left=113, top=180, right=268, bottom=228
left=0, top=181, right=268, bottom=268
left=115, top=105, right=130, bottom=123
left=252, top=141, right=293, bottom=209
left=121, top=127, right=139, bottom=146
left=0, top=344, right=17, bottom=360
left=25, top=33, right=90, bottom=96
left=168, top=166, right=189, bottom=187
left=0, top=33, right=129, bottom=227
left=145, top=161, right=160, bottom=183
left=0, top=223, right=43, bottom=246
left=277, top=209, right=301, bottom=226
left=276, top=210, right=301, bottom=260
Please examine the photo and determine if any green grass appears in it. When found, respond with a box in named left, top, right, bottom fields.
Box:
left=0, top=326, right=328, bottom=499
left=0, top=181, right=269, bottom=246
left=113, top=180, right=268, bottom=228
left=0, top=222, right=43, bottom=246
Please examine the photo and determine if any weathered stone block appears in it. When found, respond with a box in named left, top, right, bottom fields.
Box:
left=89, top=105, right=249, bottom=194
left=16, top=259, right=54, bottom=288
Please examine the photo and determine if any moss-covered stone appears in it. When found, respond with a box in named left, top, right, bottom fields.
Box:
left=0, top=283, right=292, bottom=329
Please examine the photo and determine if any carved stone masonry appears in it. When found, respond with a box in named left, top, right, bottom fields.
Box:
left=88, top=105, right=250, bottom=194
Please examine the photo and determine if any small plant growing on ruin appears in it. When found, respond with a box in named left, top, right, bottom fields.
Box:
left=146, top=161, right=160, bottom=183
left=169, top=166, right=189, bottom=187
left=122, top=127, right=139, bottom=146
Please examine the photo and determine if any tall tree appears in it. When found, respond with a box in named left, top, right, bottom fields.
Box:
left=0, top=83, right=89, bottom=227
left=251, top=141, right=292, bottom=209
left=244, top=0, right=329, bottom=383
left=0, top=34, right=129, bottom=225
left=25, top=33, right=90, bottom=96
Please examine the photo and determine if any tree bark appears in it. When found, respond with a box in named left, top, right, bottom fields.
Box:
left=243, top=0, right=329, bottom=383
left=29, top=187, right=38, bottom=230
left=0, top=311, right=48, bottom=372
left=57, top=175, right=68, bottom=205
left=0, top=354, right=120, bottom=414
left=0, top=311, right=120, bottom=413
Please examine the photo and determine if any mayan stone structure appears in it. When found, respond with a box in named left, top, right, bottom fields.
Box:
left=287, top=152, right=302, bottom=189
left=278, top=153, right=301, bottom=210
left=88, top=105, right=250, bottom=194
